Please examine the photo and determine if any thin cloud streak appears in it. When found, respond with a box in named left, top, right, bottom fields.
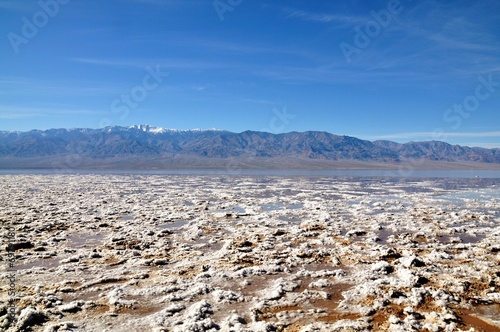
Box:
left=0, top=106, right=104, bottom=119
left=69, top=58, right=147, bottom=68
left=240, top=99, right=281, bottom=105
left=364, top=131, right=500, bottom=141
left=283, top=8, right=365, bottom=26
left=0, top=77, right=124, bottom=97
left=69, top=57, right=233, bottom=71
left=123, top=0, right=205, bottom=5
left=465, top=143, right=500, bottom=149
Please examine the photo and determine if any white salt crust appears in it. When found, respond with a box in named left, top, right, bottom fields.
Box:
left=0, top=175, right=499, bottom=331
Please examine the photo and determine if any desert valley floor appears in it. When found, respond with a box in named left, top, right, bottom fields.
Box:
left=1, top=174, right=499, bottom=331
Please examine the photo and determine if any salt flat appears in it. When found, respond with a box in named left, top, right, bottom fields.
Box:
left=1, top=174, right=499, bottom=331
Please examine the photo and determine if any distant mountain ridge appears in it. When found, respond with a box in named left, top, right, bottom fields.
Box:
left=1, top=125, right=499, bottom=169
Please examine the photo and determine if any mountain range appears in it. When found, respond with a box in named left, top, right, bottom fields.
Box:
left=1, top=125, right=499, bottom=169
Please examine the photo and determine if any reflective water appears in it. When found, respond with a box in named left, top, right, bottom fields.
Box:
left=158, top=220, right=189, bottom=229
left=2, top=169, right=500, bottom=178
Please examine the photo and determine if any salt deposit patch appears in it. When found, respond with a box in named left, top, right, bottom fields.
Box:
left=1, top=174, right=499, bottom=331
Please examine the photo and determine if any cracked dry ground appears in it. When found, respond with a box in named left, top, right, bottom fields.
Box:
left=1, top=174, right=499, bottom=331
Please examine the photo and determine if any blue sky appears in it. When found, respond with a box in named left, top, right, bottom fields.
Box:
left=1, top=0, right=500, bottom=148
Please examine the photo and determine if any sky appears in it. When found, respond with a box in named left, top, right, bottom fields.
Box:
left=1, top=0, right=500, bottom=148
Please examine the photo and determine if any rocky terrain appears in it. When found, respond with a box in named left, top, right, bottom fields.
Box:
left=1, top=174, right=499, bottom=331
left=1, top=125, right=500, bottom=169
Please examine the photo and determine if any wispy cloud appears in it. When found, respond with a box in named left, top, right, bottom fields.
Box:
left=317, top=0, right=500, bottom=80
left=389, top=1, right=500, bottom=64
left=69, top=57, right=233, bottom=71
left=69, top=58, right=147, bottom=68
left=0, top=106, right=103, bottom=119
left=184, top=39, right=306, bottom=57
left=283, top=8, right=365, bottom=26
left=364, top=131, right=500, bottom=141
left=122, top=0, right=205, bottom=5
left=240, top=98, right=281, bottom=105
left=190, top=84, right=213, bottom=92
left=0, top=77, right=122, bottom=97
left=464, top=142, right=500, bottom=149
left=249, top=62, right=434, bottom=87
